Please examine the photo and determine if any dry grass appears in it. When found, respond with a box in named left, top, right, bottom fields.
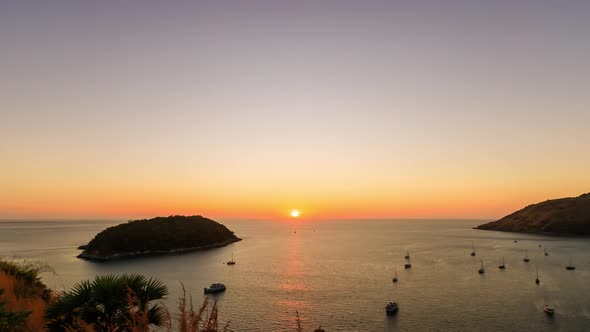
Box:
left=0, top=271, right=51, bottom=331
left=173, top=283, right=230, bottom=332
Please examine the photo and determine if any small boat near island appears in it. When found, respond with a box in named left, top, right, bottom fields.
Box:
left=497, top=257, right=505, bottom=270
left=478, top=259, right=485, bottom=274
left=204, top=283, right=227, bottom=294
left=523, top=250, right=530, bottom=262
left=227, top=253, right=236, bottom=265
left=470, top=241, right=476, bottom=257
left=566, top=256, right=576, bottom=270
left=385, top=301, right=399, bottom=314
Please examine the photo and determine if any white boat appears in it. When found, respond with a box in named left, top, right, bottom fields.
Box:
left=385, top=301, right=399, bottom=314
left=204, top=283, right=226, bottom=293
left=543, top=305, right=555, bottom=315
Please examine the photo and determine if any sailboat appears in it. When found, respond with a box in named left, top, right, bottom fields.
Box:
left=566, top=256, right=576, bottom=270
left=404, top=250, right=410, bottom=260
left=470, top=241, right=476, bottom=257
left=478, top=259, right=485, bottom=274
left=392, top=268, right=398, bottom=283
left=227, top=253, right=236, bottom=265
left=523, top=249, right=530, bottom=262
left=543, top=282, right=555, bottom=315
left=535, top=267, right=540, bottom=284
left=544, top=248, right=549, bottom=256
left=497, top=256, right=505, bottom=270
left=404, top=258, right=412, bottom=269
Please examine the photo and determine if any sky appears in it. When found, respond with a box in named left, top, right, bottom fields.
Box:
left=1, top=1, right=589, bottom=220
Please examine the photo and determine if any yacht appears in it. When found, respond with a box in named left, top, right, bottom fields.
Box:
left=566, top=257, right=576, bottom=270
left=404, top=258, right=412, bottom=269
left=497, top=257, right=505, bottom=270
left=478, top=259, right=485, bottom=274
left=404, top=250, right=410, bottom=260
left=543, top=305, right=555, bottom=315
left=204, top=283, right=226, bottom=293
left=227, top=253, right=236, bottom=265
left=470, top=241, right=476, bottom=257
left=535, top=267, right=540, bottom=284
left=392, top=268, right=398, bottom=283
left=385, top=301, right=399, bottom=314
left=523, top=250, right=530, bottom=262
left=544, top=248, right=549, bottom=256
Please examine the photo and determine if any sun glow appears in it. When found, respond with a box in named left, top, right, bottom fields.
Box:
left=290, top=210, right=300, bottom=218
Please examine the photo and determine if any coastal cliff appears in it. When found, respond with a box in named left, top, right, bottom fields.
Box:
left=476, top=193, right=590, bottom=235
left=78, top=215, right=241, bottom=261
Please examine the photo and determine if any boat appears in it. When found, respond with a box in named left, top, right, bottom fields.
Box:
left=497, top=257, right=505, bottom=270
left=404, top=258, right=412, bottom=269
left=523, top=250, right=530, bottom=262
left=392, top=268, right=398, bottom=283
left=204, top=283, right=226, bottom=293
left=544, top=248, right=549, bottom=256
left=535, top=267, right=540, bottom=284
left=566, top=256, right=576, bottom=270
left=227, top=253, right=236, bottom=265
left=514, top=240, right=518, bottom=243
left=385, top=301, right=399, bottom=314
left=470, top=241, right=476, bottom=257
left=478, top=259, right=485, bottom=274
left=543, top=305, right=555, bottom=315
left=404, top=250, right=410, bottom=260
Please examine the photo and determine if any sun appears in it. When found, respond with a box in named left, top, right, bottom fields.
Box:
left=290, top=210, right=300, bottom=218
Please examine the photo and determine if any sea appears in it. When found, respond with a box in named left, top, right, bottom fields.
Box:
left=0, top=219, right=589, bottom=332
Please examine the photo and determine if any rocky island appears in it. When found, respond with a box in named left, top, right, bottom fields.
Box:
left=78, top=215, right=241, bottom=261
left=476, top=193, right=590, bottom=235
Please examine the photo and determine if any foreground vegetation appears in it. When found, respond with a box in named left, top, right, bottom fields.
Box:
left=0, top=260, right=53, bottom=331
left=78, top=215, right=241, bottom=261
left=1, top=259, right=324, bottom=331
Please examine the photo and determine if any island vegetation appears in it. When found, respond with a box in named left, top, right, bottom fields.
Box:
left=476, top=193, right=590, bottom=235
left=78, top=215, right=241, bottom=262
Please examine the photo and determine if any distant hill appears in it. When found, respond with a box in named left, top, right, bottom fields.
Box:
left=78, top=215, right=241, bottom=261
left=476, top=193, right=590, bottom=235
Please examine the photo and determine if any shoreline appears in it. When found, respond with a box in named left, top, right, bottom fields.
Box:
left=474, top=227, right=589, bottom=237
left=77, top=237, right=242, bottom=262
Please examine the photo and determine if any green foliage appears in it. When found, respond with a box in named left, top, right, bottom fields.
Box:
left=82, top=215, right=239, bottom=257
left=45, top=274, right=169, bottom=332
left=0, top=289, right=30, bottom=332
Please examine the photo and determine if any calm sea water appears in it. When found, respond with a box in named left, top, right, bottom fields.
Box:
left=1, top=219, right=589, bottom=331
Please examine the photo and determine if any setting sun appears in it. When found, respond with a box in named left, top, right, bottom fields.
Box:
left=290, top=210, right=300, bottom=218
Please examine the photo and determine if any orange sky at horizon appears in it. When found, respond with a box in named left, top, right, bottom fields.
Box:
left=1, top=2, right=589, bottom=221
